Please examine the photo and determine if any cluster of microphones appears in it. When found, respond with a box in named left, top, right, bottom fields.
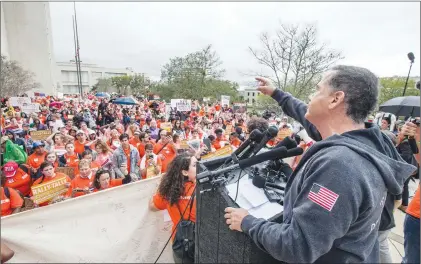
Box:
left=197, top=125, right=305, bottom=204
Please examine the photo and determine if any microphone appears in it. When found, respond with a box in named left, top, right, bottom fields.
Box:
left=233, top=129, right=263, bottom=160
left=252, top=126, right=279, bottom=155
left=274, top=136, right=297, bottom=150
left=197, top=146, right=287, bottom=183
left=408, top=52, right=415, bottom=63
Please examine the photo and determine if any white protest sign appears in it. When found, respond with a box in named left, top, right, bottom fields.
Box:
left=170, top=99, right=182, bottom=108
left=175, top=99, right=192, bottom=112
left=221, top=95, right=230, bottom=106
left=21, top=103, right=40, bottom=114
left=9, top=97, right=31, bottom=107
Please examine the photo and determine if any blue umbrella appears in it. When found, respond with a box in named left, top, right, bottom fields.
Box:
left=111, top=96, right=139, bottom=105
left=95, top=92, right=110, bottom=98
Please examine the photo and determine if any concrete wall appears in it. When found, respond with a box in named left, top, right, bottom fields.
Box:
left=1, top=2, right=57, bottom=96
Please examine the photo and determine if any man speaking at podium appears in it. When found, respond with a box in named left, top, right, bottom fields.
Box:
left=224, top=65, right=417, bottom=263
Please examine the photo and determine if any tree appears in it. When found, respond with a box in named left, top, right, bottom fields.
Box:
left=91, top=77, right=113, bottom=93
left=379, top=77, right=420, bottom=106
left=255, top=94, right=281, bottom=112
left=0, top=55, right=40, bottom=97
left=111, top=75, right=132, bottom=95
left=249, top=23, right=343, bottom=101
left=158, top=45, right=234, bottom=101
left=130, top=74, right=150, bottom=97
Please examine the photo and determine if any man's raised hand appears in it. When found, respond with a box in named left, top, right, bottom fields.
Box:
left=255, top=77, right=276, bottom=96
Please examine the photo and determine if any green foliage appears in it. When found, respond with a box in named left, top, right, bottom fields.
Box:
left=0, top=55, right=40, bottom=97
left=111, top=75, right=132, bottom=95
left=379, top=77, right=419, bottom=105
left=155, top=44, right=241, bottom=102
left=91, top=77, right=113, bottom=93
left=255, top=94, right=281, bottom=112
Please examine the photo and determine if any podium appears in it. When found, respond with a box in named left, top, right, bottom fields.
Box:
left=195, top=156, right=285, bottom=263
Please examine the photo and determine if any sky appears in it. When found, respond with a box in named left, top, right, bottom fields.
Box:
left=50, top=2, right=420, bottom=86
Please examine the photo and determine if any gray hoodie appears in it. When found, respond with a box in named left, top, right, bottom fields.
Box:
left=240, top=90, right=416, bottom=263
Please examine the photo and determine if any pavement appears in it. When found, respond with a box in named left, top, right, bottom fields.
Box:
left=389, top=179, right=419, bottom=263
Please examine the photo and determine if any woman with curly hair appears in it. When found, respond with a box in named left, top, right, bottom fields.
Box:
left=149, top=153, right=197, bottom=263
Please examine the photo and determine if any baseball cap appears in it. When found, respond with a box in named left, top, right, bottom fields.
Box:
left=32, top=141, right=45, bottom=149
left=2, top=161, right=18, bottom=178
left=134, top=130, right=141, bottom=135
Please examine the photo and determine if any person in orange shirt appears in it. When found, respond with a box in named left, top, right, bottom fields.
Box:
left=81, top=150, right=100, bottom=175
left=149, top=153, right=197, bottom=263
left=2, top=161, right=31, bottom=197
left=403, top=185, right=420, bottom=263
left=66, top=159, right=95, bottom=198
left=129, top=130, right=142, bottom=149
left=154, top=130, right=177, bottom=173
left=27, top=142, right=47, bottom=175
left=58, top=142, right=80, bottom=175
left=1, top=174, right=23, bottom=217
left=31, top=162, right=71, bottom=207
left=212, top=129, right=227, bottom=150
left=229, top=132, right=242, bottom=149
left=92, top=168, right=132, bottom=192
left=74, top=130, right=91, bottom=155
left=140, top=143, right=162, bottom=179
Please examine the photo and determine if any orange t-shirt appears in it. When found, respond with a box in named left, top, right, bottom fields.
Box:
left=153, top=182, right=196, bottom=238
left=4, top=169, right=32, bottom=197
left=31, top=173, right=72, bottom=207
left=153, top=143, right=177, bottom=173
left=407, top=186, right=420, bottom=219
left=212, top=138, right=223, bottom=150
left=93, top=179, right=123, bottom=192
left=1, top=187, right=24, bottom=217
left=123, top=146, right=131, bottom=174
left=90, top=161, right=101, bottom=175
left=27, top=152, right=47, bottom=170
left=230, top=138, right=242, bottom=148
left=66, top=173, right=95, bottom=198
left=129, top=137, right=141, bottom=149
left=74, top=140, right=87, bottom=155
left=63, top=153, right=80, bottom=175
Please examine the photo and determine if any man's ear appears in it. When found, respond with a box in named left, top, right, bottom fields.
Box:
left=328, top=91, right=345, bottom=110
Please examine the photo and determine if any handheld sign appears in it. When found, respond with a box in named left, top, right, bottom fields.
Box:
left=201, top=145, right=232, bottom=160
left=31, top=130, right=52, bottom=141
left=31, top=176, right=68, bottom=204
left=56, top=167, right=75, bottom=179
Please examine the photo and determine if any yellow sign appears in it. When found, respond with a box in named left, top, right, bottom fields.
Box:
left=277, top=128, right=291, bottom=141
left=201, top=145, right=232, bottom=160
left=31, top=176, right=68, bottom=204
left=31, top=130, right=52, bottom=141
left=180, top=140, right=189, bottom=149
left=56, top=167, right=75, bottom=179
left=146, top=165, right=159, bottom=179
left=225, top=124, right=233, bottom=135
left=160, top=122, right=172, bottom=133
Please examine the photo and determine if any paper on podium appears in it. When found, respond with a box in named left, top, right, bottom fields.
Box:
left=226, top=176, right=283, bottom=220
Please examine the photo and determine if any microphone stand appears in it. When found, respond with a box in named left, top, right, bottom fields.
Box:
left=402, top=61, right=414, bottom=96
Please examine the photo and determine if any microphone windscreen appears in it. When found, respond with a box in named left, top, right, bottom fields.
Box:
left=267, top=126, right=279, bottom=138
left=408, top=52, right=415, bottom=62
left=252, top=173, right=266, bottom=189
left=275, top=136, right=297, bottom=150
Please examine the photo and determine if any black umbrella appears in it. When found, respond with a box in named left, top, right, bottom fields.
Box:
left=379, top=96, right=420, bottom=117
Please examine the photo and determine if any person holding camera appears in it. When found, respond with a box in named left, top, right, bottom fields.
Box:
left=140, top=143, right=161, bottom=179
left=224, top=66, right=417, bottom=263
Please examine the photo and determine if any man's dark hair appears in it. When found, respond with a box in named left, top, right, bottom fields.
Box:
left=215, top=128, right=223, bottom=135
left=119, top=133, right=130, bottom=141
left=329, top=65, right=379, bottom=123
left=247, top=117, right=269, bottom=133
left=81, top=149, right=93, bottom=157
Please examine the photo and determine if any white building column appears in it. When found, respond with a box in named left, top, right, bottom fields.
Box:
left=1, top=2, right=57, bottom=96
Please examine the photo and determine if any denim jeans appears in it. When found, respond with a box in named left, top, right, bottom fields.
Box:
left=403, top=214, right=420, bottom=264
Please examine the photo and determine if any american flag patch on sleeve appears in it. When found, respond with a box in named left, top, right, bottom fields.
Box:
left=308, top=183, right=339, bottom=211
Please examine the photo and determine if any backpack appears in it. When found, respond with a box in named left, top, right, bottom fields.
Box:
left=172, top=190, right=196, bottom=262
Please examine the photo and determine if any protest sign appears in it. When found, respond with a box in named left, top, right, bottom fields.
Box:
left=233, top=103, right=247, bottom=113
left=21, top=103, right=40, bottom=114
left=56, top=167, right=75, bottom=179
left=180, top=140, right=190, bottom=149
left=225, top=124, right=233, bottom=135
left=201, top=145, right=232, bottom=160
left=221, top=95, right=230, bottom=106
left=9, top=97, right=31, bottom=107
left=160, top=122, right=172, bottom=133
left=277, top=128, right=292, bottom=141
left=170, top=99, right=182, bottom=108
left=30, top=176, right=69, bottom=204
left=203, top=97, right=211, bottom=102
left=175, top=100, right=192, bottom=111
left=146, top=165, right=159, bottom=179
left=30, top=130, right=52, bottom=141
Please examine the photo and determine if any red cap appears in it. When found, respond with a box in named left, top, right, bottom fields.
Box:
left=2, top=161, right=18, bottom=178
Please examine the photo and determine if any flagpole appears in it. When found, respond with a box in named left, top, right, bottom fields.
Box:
left=74, top=2, right=83, bottom=99
left=72, top=15, right=81, bottom=97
